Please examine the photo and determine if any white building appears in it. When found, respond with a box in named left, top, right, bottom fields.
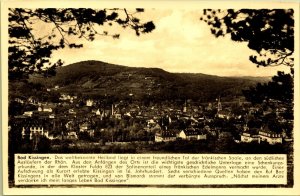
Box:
left=240, top=132, right=260, bottom=143
left=86, top=99, right=94, bottom=107
left=67, top=131, right=78, bottom=140
left=79, top=123, right=90, bottom=132
left=216, top=110, right=232, bottom=120
left=38, top=105, right=53, bottom=113
left=155, top=130, right=177, bottom=142
left=258, top=130, right=282, bottom=145
left=115, top=113, right=122, bottom=119
left=178, top=128, right=207, bottom=140
left=22, top=126, right=48, bottom=140
left=23, top=111, right=33, bottom=117
left=95, top=109, right=101, bottom=116
left=240, top=126, right=283, bottom=145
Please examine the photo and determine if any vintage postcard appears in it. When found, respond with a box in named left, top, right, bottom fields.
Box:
left=1, top=0, right=299, bottom=195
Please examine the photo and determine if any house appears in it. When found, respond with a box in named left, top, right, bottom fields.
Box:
left=248, top=107, right=260, bottom=115
left=95, top=109, right=101, bottom=116
left=23, top=111, right=33, bottom=117
left=79, top=122, right=90, bottom=132
left=178, top=128, right=207, bottom=140
left=60, top=94, right=73, bottom=101
left=67, top=131, right=78, bottom=140
left=14, top=98, right=24, bottom=103
left=38, top=105, right=53, bottom=113
left=87, top=129, right=95, bottom=137
left=28, top=97, right=38, bottom=104
left=78, top=122, right=95, bottom=137
left=155, top=130, right=177, bottom=142
left=147, top=119, right=156, bottom=126
left=240, top=132, right=260, bottom=143
left=86, top=99, right=93, bottom=107
left=22, top=126, right=48, bottom=140
left=69, top=109, right=76, bottom=114
left=216, top=110, right=232, bottom=120
left=258, top=129, right=283, bottom=145
left=150, top=123, right=161, bottom=132
left=239, top=125, right=283, bottom=145
left=115, top=113, right=122, bottom=119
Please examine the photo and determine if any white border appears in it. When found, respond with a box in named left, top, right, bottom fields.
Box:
left=1, top=1, right=299, bottom=195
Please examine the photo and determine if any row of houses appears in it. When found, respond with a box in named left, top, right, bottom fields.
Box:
left=22, top=126, right=49, bottom=140
left=240, top=127, right=285, bottom=145
left=155, top=128, right=207, bottom=142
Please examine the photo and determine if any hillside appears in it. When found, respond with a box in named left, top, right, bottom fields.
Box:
left=28, top=60, right=270, bottom=102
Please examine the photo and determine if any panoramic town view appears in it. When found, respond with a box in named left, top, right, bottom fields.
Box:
left=9, top=65, right=293, bottom=154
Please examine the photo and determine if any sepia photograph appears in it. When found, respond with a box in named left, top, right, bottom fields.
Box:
left=2, top=1, right=299, bottom=195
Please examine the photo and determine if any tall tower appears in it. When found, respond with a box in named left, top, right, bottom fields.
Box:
left=111, top=104, right=114, bottom=116
left=217, top=96, right=222, bottom=112
left=183, top=100, right=187, bottom=113
left=238, top=98, right=242, bottom=107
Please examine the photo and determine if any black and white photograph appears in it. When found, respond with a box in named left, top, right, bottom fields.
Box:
left=2, top=1, right=299, bottom=195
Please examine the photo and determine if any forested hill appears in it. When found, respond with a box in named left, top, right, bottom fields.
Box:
left=28, top=60, right=270, bottom=102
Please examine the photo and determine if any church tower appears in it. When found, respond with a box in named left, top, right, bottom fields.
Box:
left=183, top=100, right=187, bottom=113
left=217, top=96, right=222, bottom=112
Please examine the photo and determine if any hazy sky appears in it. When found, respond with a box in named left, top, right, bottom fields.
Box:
left=50, top=9, right=290, bottom=77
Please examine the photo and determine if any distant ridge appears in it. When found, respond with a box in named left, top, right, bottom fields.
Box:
left=29, top=60, right=271, bottom=102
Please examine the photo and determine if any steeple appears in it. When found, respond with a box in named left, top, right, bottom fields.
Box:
left=217, top=96, right=222, bottom=112
left=183, top=100, right=187, bottom=113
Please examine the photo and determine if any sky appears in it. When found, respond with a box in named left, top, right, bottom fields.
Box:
left=50, top=9, right=290, bottom=77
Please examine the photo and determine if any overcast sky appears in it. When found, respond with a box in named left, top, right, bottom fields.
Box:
left=50, top=9, right=290, bottom=77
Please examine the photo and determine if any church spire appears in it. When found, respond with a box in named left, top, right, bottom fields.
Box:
left=217, top=96, right=222, bottom=112
left=183, top=100, right=187, bottom=113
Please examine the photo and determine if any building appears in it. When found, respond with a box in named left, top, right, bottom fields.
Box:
left=240, top=132, right=260, bottom=143
left=178, top=128, right=207, bottom=140
left=216, top=110, right=232, bottom=120
left=69, top=109, right=76, bottom=114
left=23, top=111, right=33, bottom=117
left=86, top=99, right=93, bottom=107
left=22, top=126, right=48, bottom=140
left=217, top=96, right=222, bottom=112
left=95, top=109, right=101, bottom=116
left=155, top=130, right=177, bottom=142
left=258, top=130, right=283, bottom=145
left=78, top=122, right=95, bottom=137
left=240, top=126, right=283, bottom=145
left=38, top=106, right=53, bottom=113
left=115, top=113, right=122, bottom=119
left=79, top=122, right=90, bottom=132
left=67, top=131, right=78, bottom=140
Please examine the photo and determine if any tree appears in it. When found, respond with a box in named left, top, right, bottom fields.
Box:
left=243, top=71, right=293, bottom=104
left=9, top=8, right=155, bottom=80
left=201, top=9, right=294, bottom=107
left=200, top=9, right=294, bottom=68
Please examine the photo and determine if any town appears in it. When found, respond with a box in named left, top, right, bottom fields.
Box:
left=9, top=83, right=293, bottom=154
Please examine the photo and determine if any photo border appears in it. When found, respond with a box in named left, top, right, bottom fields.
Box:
left=1, top=1, right=300, bottom=195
